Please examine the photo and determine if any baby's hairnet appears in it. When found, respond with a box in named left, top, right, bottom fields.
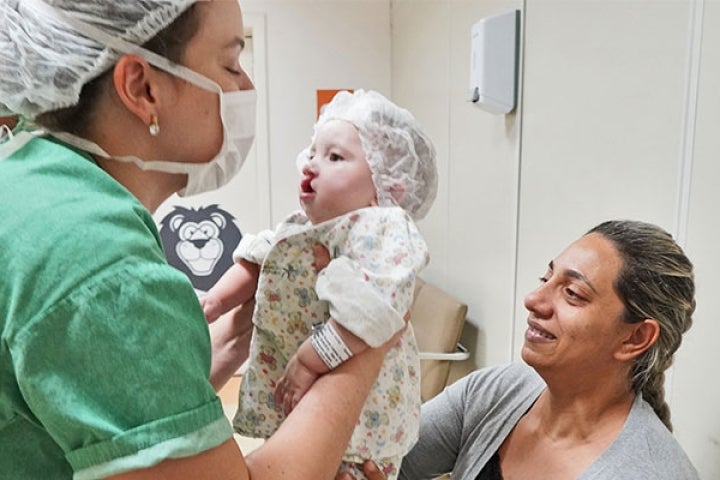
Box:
left=0, top=0, right=199, bottom=119
left=298, top=90, right=438, bottom=220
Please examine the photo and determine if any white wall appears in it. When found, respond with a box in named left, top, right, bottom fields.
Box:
left=671, top=1, right=720, bottom=476
left=515, top=0, right=689, bottom=353
left=516, top=3, right=719, bottom=476
left=241, top=0, right=392, bottom=226
left=391, top=0, right=523, bottom=370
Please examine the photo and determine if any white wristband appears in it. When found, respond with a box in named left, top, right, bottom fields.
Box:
left=311, top=323, right=353, bottom=370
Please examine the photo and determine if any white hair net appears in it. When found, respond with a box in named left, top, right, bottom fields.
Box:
left=0, top=0, right=199, bottom=118
left=297, top=90, right=438, bottom=220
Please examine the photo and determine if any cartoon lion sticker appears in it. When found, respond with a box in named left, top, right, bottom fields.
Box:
left=159, top=204, right=242, bottom=291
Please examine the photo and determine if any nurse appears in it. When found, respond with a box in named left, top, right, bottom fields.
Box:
left=0, top=1, right=396, bottom=479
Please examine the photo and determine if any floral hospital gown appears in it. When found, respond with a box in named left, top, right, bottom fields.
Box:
left=233, top=206, right=428, bottom=479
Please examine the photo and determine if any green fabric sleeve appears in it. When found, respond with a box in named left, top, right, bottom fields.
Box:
left=9, top=261, right=232, bottom=475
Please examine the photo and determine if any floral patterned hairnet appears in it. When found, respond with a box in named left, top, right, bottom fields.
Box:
left=297, top=89, right=438, bottom=220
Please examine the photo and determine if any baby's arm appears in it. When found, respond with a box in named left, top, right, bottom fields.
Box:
left=275, top=319, right=368, bottom=414
left=202, top=228, right=275, bottom=323
left=276, top=308, right=412, bottom=415
left=277, top=210, right=426, bottom=413
left=318, top=211, right=429, bottom=349
left=200, top=259, right=259, bottom=323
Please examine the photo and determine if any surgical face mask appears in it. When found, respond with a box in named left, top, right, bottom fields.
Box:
left=27, top=0, right=257, bottom=197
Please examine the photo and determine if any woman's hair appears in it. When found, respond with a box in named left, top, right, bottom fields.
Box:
left=587, top=220, right=695, bottom=431
left=34, top=5, right=201, bottom=135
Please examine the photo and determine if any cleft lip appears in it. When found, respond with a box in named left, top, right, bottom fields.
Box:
left=300, top=175, right=315, bottom=194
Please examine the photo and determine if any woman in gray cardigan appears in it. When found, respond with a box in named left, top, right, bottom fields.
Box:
left=346, top=220, right=699, bottom=480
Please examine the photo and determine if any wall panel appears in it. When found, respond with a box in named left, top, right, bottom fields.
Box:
left=671, top=1, right=720, bottom=475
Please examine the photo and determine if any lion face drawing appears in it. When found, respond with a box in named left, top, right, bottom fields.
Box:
left=159, top=205, right=242, bottom=291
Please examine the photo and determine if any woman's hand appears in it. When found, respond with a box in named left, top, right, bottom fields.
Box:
left=334, top=461, right=387, bottom=480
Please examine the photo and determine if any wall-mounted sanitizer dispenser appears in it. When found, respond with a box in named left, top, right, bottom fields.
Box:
left=468, top=10, right=519, bottom=114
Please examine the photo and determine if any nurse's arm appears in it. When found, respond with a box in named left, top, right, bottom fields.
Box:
left=106, top=337, right=392, bottom=480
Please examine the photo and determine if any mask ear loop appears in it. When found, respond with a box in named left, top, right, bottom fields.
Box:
left=0, top=124, right=12, bottom=143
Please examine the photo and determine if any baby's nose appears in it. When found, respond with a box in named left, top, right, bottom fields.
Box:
left=302, top=161, right=318, bottom=176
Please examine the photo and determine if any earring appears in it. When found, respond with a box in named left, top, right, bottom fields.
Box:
left=149, top=115, right=160, bottom=137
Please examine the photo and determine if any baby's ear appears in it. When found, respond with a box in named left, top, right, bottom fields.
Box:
left=389, top=181, right=406, bottom=205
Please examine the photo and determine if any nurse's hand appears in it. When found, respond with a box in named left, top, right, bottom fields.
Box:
left=200, top=294, right=223, bottom=323
left=335, top=461, right=387, bottom=480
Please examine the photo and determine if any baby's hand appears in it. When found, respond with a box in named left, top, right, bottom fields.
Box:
left=274, top=354, right=320, bottom=415
left=200, top=295, right=223, bottom=324
left=335, top=461, right=387, bottom=480
left=311, top=241, right=331, bottom=272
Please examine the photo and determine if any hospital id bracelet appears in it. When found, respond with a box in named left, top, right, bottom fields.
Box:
left=311, top=322, right=353, bottom=370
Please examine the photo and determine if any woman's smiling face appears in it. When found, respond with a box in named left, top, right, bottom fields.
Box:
left=521, top=232, right=637, bottom=377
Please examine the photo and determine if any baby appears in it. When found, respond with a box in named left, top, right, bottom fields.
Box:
left=202, top=89, right=438, bottom=479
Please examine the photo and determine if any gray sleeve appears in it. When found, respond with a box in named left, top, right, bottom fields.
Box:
left=581, top=395, right=700, bottom=480
left=400, top=362, right=698, bottom=480
left=398, top=374, right=467, bottom=480
left=399, top=363, right=544, bottom=480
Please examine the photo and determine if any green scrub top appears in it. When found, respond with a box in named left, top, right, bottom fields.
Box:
left=0, top=135, right=233, bottom=479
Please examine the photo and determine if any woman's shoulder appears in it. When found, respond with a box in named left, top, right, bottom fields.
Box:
left=627, top=396, right=698, bottom=477
left=443, top=362, right=545, bottom=413
left=462, top=362, right=544, bottom=392
left=585, top=395, right=700, bottom=479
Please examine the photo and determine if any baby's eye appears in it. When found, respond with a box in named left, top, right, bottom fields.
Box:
left=538, top=276, right=548, bottom=283
left=329, top=153, right=343, bottom=162
left=225, top=66, right=242, bottom=75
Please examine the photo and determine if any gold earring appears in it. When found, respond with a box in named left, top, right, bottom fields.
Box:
left=149, top=115, right=160, bottom=137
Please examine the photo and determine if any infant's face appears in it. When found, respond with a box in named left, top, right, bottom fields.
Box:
left=299, top=119, right=377, bottom=224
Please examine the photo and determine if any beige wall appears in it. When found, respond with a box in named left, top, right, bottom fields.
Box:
left=239, top=0, right=719, bottom=476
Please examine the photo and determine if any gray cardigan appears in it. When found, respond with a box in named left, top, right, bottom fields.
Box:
left=399, top=362, right=699, bottom=480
